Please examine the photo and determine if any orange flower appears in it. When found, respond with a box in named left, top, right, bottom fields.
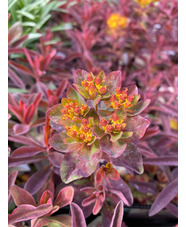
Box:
left=107, top=13, right=128, bottom=30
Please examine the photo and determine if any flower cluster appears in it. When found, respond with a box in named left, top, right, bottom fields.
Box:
left=48, top=69, right=150, bottom=185
left=134, top=0, right=157, bottom=8
left=81, top=73, right=107, bottom=99
left=61, top=99, right=88, bottom=120
left=107, top=13, right=128, bottom=30
left=100, top=113, right=126, bottom=133
left=66, top=118, right=93, bottom=144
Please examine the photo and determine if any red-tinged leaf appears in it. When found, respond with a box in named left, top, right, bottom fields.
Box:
left=138, top=142, right=157, bottom=158
left=166, top=203, right=178, bottom=218
left=24, top=103, right=35, bottom=124
left=8, top=171, right=18, bottom=202
left=13, top=124, right=30, bottom=135
left=93, top=125, right=105, bottom=138
left=37, top=179, right=54, bottom=203
left=33, top=92, right=42, bottom=109
left=106, top=71, right=121, bottom=93
left=110, top=201, right=124, bottom=227
left=8, top=67, right=25, bottom=89
left=97, top=110, right=113, bottom=118
left=48, top=215, right=72, bottom=227
left=112, top=143, right=144, bottom=174
left=93, top=196, right=103, bottom=215
left=11, top=34, right=28, bottom=47
left=11, top=146, right=45, bottom=158
left=142, top=126, right=160, bottom=140
left=8, top=22, right=22, bottom=45
left=129, top=180, right=156, bottom=194
left=127, top=85, right=138, bottom=96
left=24, top=166, right=52, bottom=195
left=73, top=84, right=91, bottom=99
left=85, top=108, right=100, bottom=125
left=8, top=60, right=34, bottom=76
left=100, top=135, right=127, bottom=158
left=127, top=99, right=151, bottom=116
left=8, top=204, right=52, bottom=224
left=48, top=152, right=64, bottom=168
left=75, top=69, right=89, bottom=85
left=149, top=178, right=178, bottom=216
left=93, top=95, right=102, bottom=107
left=70, top=202, right=86, bottom=227
left=120, top=131, right=133, bottom=140
left=54, top=186, right=74, bottom=208
left=8, top=104, right=22, bottom=122
left=8, top=135, right=42, bottom=146
left=10, top=185, right=37, bottom=206
left=143, top=156, right=178, bottom=166
left=60, top=152, right=100, bottom=184
left=49, top=132, right=80, bottom=153
left=110, top=132, right=123, bottom=142
left=106, top=168, right=120, bottom=181
left=123, top=116, right=150, bottom=142
left=31, top=217, right=49, bottom=227
left=40, top=190, right=53, bottom=205
left=67, top=86, right=86, bottom=105
left=24, top=48, right=34, bottom=68
left=8, top=155, right=47, bottom=167
left=47, top=104, right=64, bottom=125
left=108, top=178, right=133, bottom=206
left=31, top=117, right=46, bottom=128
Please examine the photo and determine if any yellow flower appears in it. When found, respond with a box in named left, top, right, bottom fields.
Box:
left=107, top=13, right=128, bottom=30
left=170, top=118, right=178, bottom=131
left=134, top=0, right=157, bottom=8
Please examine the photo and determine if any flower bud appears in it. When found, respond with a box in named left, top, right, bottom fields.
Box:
left=81, top=81, right=89, bottom=87
left=99, top=86, right=107, bottom=94
left=100, top=118, right=107, bottom=126
left=71, top=130, right=77, bottom=137
left=80, top=133, right=85, bottom=140
left=115, top=123, right=123, bottom=131
left=106, top=125, right=114, bottom=132
left=82, top=126, right=89, bottom=133
left=82, top=118, right=88, bottom=125
left=74, top=107, right=80, bottom=114
left=87, top=74, right=93, bottom=81
left=95, top=77, right=102, bottom=85
left=112, top=113, right=119, bottom=121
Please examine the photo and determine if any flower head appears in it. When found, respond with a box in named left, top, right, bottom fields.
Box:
left=107, top=13, right=128, bottom=30
left=61, top=99, right=88, bottom=120
left=109, top=87, right=136, bottom=109
left=134, top=0, right=157, bottom=8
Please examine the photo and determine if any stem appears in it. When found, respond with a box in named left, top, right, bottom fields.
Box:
left=96, top=104, right=98, bottom=111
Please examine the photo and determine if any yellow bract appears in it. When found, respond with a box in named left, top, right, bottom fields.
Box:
left=107, top=13, right=128, bottom=30
left=134, top=0, right=157, bottom=8
left=170, top=118, right=178, bottom=131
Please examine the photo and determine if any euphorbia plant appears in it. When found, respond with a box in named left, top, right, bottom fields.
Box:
left=47, top=69, right=150, bottom=211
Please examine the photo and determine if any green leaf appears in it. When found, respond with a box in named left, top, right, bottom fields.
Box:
left=85, top=108, right=100, bottom=125
left=51, top=23, right=73, bottom=32
left=90, top=140, right=100, bottom=157
left=73, top=84, right=91, bottom=99
left=127, top=99, right=151, bottom=116
left=60, top=152, right=100, bottom=184
left=67, top=86, right=86, bottom=105
left=110, top=131, right=123, bottom=142
left=92, top=125, right=105, bottom=138
left=120, top=131, right=133, bottom=139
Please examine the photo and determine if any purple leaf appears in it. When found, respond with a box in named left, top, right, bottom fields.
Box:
left=8, top=171, right=18, bottom=202
left=108, top=178, right=133, bottom=206
left=143, top=156, right=178, bottom=166
left=122, top=116, right=150, bottom=142
left=127, top=100, right=151, bottom=116
left=47, top=215, right=72, bottom=226
left=13, top=124, right=30, bottom=135
left=67, top=86, right=86, bottom=105
left=106, top=71, right=121, bottom=93
left=8, top=67, right=25, bottom=89
left=10, top=185, right=37, bottom=206
left=110, top=201, right=124, bottom=227
left=8, top=204, right=52, bottom=224
left=100, top=135, right=127, bottom=158
left=49, top=132, right=81, bottom=153
left=54, top=186, right=74, bottom=208
left=149, top=178, right=178, bottom=216
left=24, top=166, right=51, bottom=195
left=8, top=155, right=47, bottom=167
left=47, top=104, right=64, bottom=125
left=8, top=135, right=42, bottom=146
left=112, top=143, right=144, bottom=174
left=166, top=203, right=178, bottom=217
left=48, top=152, right=64, bottom=168
left=129, top=180, right=156, bottom=194
left=75, top=69, right=89, bottom=85
left=11, top=146, right=45, bottom=158
left=70, top=202, right=86, bottom=227
left=31, top=217, right=49, bottom=227
left=60, top=152, right=100, bottom=184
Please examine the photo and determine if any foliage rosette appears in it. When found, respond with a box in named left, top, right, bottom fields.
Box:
left=48, top=69, right=150, bottom=184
